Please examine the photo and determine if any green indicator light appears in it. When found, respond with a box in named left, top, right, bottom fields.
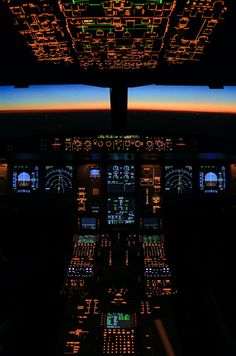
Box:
left=68, top=0, right=92, bottom=3
left=151, top=0, right=171, bottom=3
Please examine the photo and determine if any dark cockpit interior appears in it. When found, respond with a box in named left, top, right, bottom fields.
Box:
left=0, top=1, right=236, bottom=356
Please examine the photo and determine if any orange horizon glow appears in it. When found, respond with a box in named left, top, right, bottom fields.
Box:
left=0, top=85, right=110, bottom=112
left=128, top=101, right=236, bottom=114
left=1, top=85, right=236, bottom=115
left=0, top=103, right=109, bottom=112
left=0, top=108, right=109, bottom=114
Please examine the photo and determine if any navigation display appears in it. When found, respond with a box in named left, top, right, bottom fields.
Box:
left=44, top=165, right=73, bottom=194
left=164, top=165, right=193, bottom=194
left=107, top=164, right=135, bottom=193
left=106, top=313, right=131, bottom=329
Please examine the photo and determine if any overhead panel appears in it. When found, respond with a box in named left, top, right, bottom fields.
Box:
left=8, top=1, right=74, bottom=63
left=163, top=0, right=227, bottom=64
left=6, top=0, right=227, bottom=70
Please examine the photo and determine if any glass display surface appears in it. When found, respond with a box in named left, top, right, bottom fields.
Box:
left=12, top=165, right=39, bottom=193
left=77, top=235, right=96, bottom=243
left=107, top=196, right=135, bottom=225
left=107, top=164, right=135, bottom=193
left=89, top=167, right=101, bottom=179
left=106, top=313, right=131, bottom=329
left=143, top=217, right=159, bottom=230
left=199, top=165, right=226, bottom=193
left=143, top=235, right=161, bottom=243
left=164, top=165, right=193, bottom=194
left=44, top=165, right=73, bottom=194
left=80, top=217, right=97, bottom=230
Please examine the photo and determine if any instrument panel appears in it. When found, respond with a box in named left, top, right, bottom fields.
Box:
left=2, top=159, right=233, bottom=200
left=0, top=133, right=234, bottom=356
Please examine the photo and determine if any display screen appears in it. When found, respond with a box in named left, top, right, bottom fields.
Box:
left=89, top=167, right=101, bottom=180
left=106, top=313, right=131, bottom=329
left=143, top=235, right=161, bottom=243
left=12, top=165, right=39, bottom=193
left=44, top=165, right=73, bottom=194
left=107, top=196, right=135, bottom=225
left=77, top=235, right=96, bottom=243
left=199, top=165, right=226, bottom=193
left=140, top=165, right=161, bottom=185
left=143, top=217, right=159, bottom=230
left=107, top=164, right=135, bottom=193
left=164, top=165, right=193, bottom=194
left=80, top=217, right=97, bottom=230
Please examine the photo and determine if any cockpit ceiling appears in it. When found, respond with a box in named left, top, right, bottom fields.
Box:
left=5, top=0, right=227, bottom=71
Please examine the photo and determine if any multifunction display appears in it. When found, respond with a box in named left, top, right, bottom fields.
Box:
left=106, top=313, right=132, bottom=329
left=107, top=164, right=135, bottom=193
left=107, top=197, right=135, bottom=225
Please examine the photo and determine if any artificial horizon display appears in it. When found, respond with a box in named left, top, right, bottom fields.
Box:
left=199, top=165, right=226, bottom=193
left=12, top=164, right=39, bottom=193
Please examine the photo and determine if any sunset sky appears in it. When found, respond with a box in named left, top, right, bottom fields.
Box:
left=0, top=84, right=110, bottom=111
left=0, top=84, right=236, bottom=114
left=128, top=85, right=236, bottom=114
